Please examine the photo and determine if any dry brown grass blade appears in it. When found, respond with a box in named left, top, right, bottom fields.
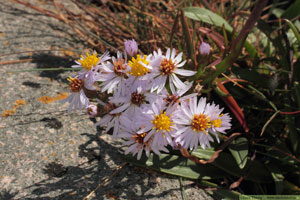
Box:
left=180, top=132, right=242, bottom=164
left=0, top=58, right=33, bottom=65
left=12, top=0, right=63, bottom=21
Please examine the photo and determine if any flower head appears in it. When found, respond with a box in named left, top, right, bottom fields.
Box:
left=72, top=51, right=110, bottom=79
left=124, top=39, right=138, bottom=57
left=98, top=51, right=128, bottom=95
left=136, top=102, right=178, bottom=148
left=173, top=96, right=231, bottom=150
left=150, top=48, right=196, bottom=93
left=61, top=76, right=89, bottom=112
left=119, top=116, right=168, bottom=159
left=128, top=54, right=149, bottom=77
left=199, top=42, right=210, bottom=55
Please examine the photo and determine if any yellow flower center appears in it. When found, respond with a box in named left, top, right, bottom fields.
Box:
left=191, top=114, right=211, bottom=134
left=160, top=58, right=175, bottom=75
left=78, top=52, right=100, bottom=70
left=128, top=54, right=149, bottom=77
left=151, top=111, right=174, bottom=132
left=67, top=77, right=83, bottom=92
left=211, top=119, right=222, bottom=128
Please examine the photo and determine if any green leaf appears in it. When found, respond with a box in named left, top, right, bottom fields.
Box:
left=228, top=137, right=249, bottom=169
left=183, top=7, right=232, bottom=32
left=281, top=0, right=300, bottom=20
left=200, top=180, right=241, bottom=200
left=122, top=153, right=225, bottom=180
left=180, top=9, right=194, bottom=62
left=285, top=19, right=300, bottom=46
left=266, top=163, right=284, bottom=195
left=191, top=148, right=273, bottom=183
left=231, top=67, right=272, bottom=89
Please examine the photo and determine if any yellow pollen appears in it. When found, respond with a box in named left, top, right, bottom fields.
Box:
left=78, top=52, right=99, bottom=70
left=212, top=119, right=222, bottom=127
left=160, top=58, right=175, bottom=76
left=128, top=54, right=149, bottom=77
left=191, top=114, right=211, bottom=134
left=151, top=111, right=174, bottom=132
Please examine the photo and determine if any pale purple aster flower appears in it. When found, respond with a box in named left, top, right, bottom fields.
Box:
left=160, top=81, right=197, bottom=107
left=61, top=76, right=89, bottom=112
left=94, top=51, right=129, bottom=95
left=124, top=39, right=138, bottom=57
left=109, top=86, right=160, bottom=118
left=150, top=48, right=196, bottom=93
left=72, top=51, right=110, bottom=79
left=136, top=102, right=177, bottom=148
left=118, top=115, right=168, bottom=160
left=126, top=54, right=161, bottom=91
left=205, top=103, right=232, bottom=136
left=199, top=42, right=210, bottom=55
left=94, top=101, right=127, bottom=137
left=173, top=96, right=223, bottom=150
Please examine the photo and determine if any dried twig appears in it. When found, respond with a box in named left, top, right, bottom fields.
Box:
left=83, top=162, right=127, bottom=200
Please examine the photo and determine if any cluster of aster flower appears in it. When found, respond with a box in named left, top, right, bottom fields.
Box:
left=62, top=39, right=231, bottom=160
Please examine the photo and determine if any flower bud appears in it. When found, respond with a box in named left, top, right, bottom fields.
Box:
left=87, top=104, right=98, bottom=117
left=124, top=39, right=138, bottom=57
left=199, top=42, right=210, bottom=55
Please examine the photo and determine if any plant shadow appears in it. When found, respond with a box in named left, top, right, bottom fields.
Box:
left=18, top=130, right=180, bottom=200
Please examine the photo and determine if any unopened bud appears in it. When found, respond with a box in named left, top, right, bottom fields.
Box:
left=199, top=42, right=210, bottom=55
left=124, top=39, right=138, bottom=57
left=87, top=104, right=98, bottom=117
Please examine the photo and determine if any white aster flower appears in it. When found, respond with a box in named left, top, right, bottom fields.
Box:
left=173, top=96, right=230, bottom=151
left=61, top=76, right=89, bottom=112
left=119, top=116, right=168, bottom=160
left=126, top=54, right=161, bottom=91
left=160, top=81, right=197, bottom=107
left=94, top=101, right=126, bottom=137
left=97, top=51, right=128, bottom=95
left=137, top=102, right=177, bottom=148
left=109, top=86, right=160, bottom=118
left=150, top=48, right=196, bottom=93
left=72, top=51, right=110, bottom=79
left=205, top=103, right=232, bottom=136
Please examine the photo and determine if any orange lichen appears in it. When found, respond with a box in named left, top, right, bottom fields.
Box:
left=38, top=92, right=68, bottom=104
left=2, top=99, right=27, bottom=117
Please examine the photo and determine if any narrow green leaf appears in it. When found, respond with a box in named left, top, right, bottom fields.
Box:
left=285, top=19, right=300, bottom=46
left=122, top=153, right=225, bottom=180
left=199, top=180, right=241, bottom=200
left=192, top=149, right=272, bottom=183
left=266, top=163, right=284, bottom=195
left=180, top=9, right=194, bottom=62
left=260, top=111, right=280, bottom=136
left=228, top=137, right=249, bottom=169
left=281, top=0, right=300, bottom=20
left=183, top=7, right=232, bottom=32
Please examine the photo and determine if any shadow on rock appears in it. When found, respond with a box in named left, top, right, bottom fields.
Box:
left=0, top=189, right=18, bottom=200
left=23, top=131, right=179, bottom=200
left=20, top=53, right=75, bottom=82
